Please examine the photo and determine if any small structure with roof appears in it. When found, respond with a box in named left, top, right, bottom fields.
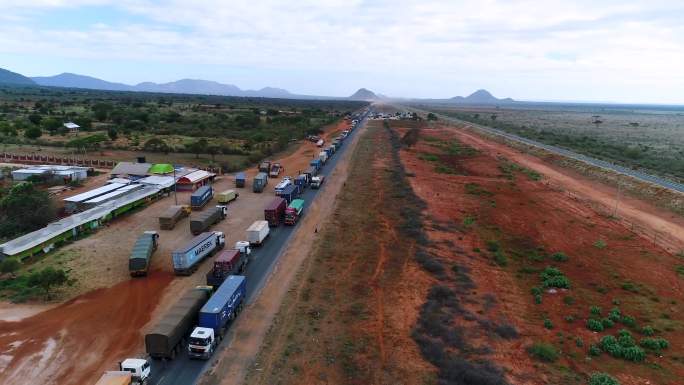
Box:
left=64, top=122, right=80, bottom=133
left=176, top=169, right=215, bottom=191
left=111, top=162, right=152, bottom=180
left=149, top=163, right=175, bottom=175
left=11, top=165, right=88, bottom=183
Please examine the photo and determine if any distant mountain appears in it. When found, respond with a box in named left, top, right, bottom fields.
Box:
left=32, top=73, right=131, bottom=91
left=0, top=68, right=36, bottom=86
left=451, top=89, right=514, bottom=104
left=349, top=88, right=378, bottom=101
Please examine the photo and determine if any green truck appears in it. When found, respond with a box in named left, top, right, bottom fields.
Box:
left=284, top=199, right=304, bottom=225
left=128, top=231, right=159, bottom=277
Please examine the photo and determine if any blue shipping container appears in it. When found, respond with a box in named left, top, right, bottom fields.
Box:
left=279, top=184, right=299, bottom=203
left=172, top=232, right=221, bottom=272
left=191, top=186, right=213, bottom=208
left=235, top=172, right=246, bottom=188
left=198, top=275, right=246, bottom=333
left=310, top=159, right=322, bottom=170
left=325, top=148, right=333, bottom=157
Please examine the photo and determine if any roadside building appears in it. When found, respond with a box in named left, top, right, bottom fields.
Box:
left=11, top=165, right=88, bottom=183
left=175, top=169, right=215, bottom=191
left=110, top=161, right=152, bottom=180
left=63, top=122, right=80, bottom=133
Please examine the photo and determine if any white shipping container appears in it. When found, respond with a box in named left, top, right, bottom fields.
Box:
left=246, top=220, right=270, bottom=245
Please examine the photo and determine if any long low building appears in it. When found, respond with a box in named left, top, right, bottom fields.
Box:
left=12, top=165, right=89, bottom=182
left=0, top=186, right=163, bottom=260
left=64, top=183, right=127, bottom=213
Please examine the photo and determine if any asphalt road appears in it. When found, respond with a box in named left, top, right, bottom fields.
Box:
left=423, top=109, right=684, bottom=194
left=149, top=111, right=370, bottom=385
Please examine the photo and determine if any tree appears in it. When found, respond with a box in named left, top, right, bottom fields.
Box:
left=0, top=258, right=21, bottom=275
left=0, top=182, right=56, bottom=238
left=426, top=113, right=438, bottom=121
left=67, top=134, right=107, bottom=153
left=143, top=137, right=169, bottom=153
left=28, top=267, right=68, bottom=300
left=41, top=117, right=63, bottom=134
left=28, top=113, right=42, bottom=125
left=24, top=126, right=42, bottom=140
left=186, top=138, right=208, bottom=158
left=207, top=145, right=220, bottom=162
left=107, top=127, right=118, bottom=141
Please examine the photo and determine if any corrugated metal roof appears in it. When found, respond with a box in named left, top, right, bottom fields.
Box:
left=64, top=183, right=126, bottom=203
left=83, top=184, right=142, bottom=204
left=63, top=122, right=80, bottom=129
left=178, top=170, right=214, bottom=184
left=111, top=162, right=152, bottom=176
left=138, top=175, right=175, bottom=189
left=107, top=178, right=132, bottom=185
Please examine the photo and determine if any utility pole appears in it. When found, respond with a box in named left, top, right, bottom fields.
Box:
left=173, top=167, right=178, bottom=205
left=613, top=176, right=621, bottom=218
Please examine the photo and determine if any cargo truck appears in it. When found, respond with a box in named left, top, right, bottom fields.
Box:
left=246, top=220, right=270, bottom=246
left=284, top=199, right=305, bottom=225
left=94, top=371, right=131, bottom=385
left=310, top=159, right=322, bottom=171
left=188, top=275, right=246, bottom=359
left=274, top=177, right=292, bottom=195
left=318, top=151, right=328, bottom=164
left=264, top=197, right=286, bottom=227
left=205, top=249, right=247, bottom=287
left=97, top=358, right=150, bottom=385
left=279, top=184, right=299, bottom=203
left=190, top=185, right=213, bottom=210
left=258, top=160, right=271, bottom=173
left=304, top=165, right=317, bottom=179
left=128, top=231, right=159, bottom=277
left=145, top=288, right=210, bottom=359
left=326, top=145, right=335, bottom=155
left=311, top=175, right=325, bottom=189
left=158, top=205, right=190, bottom=230
left=295, top=174, right=308, bottom=189
left=269, top=162, right=282, bottom=177
left=172, top=231, right=226, bottom=275
left=217, top=189, right=238, bottom=205
left=234, top=240, right=251, bottom=257
left=253, top=172, right=268, bottom=193
left=190, top=205, right=227, bottom=235
left=235, top=172, right=246, bottom=188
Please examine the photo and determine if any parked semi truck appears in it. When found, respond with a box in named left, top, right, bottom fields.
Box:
left=295, top=174, right=308, bottom=189
left=190, top=205, right=227, bottom=235
left=279, top=184, right=299, bottom=203
left=310, top=159, right=322, bottom=172
left=269, top=162, right=282, bottom=177
left=284, top=199, right=305, bottom=225
left=258, top=160, right=271, bottom=173
left=145, top=288, right=210, bottom=359
left=264, top=197, right=286, bottom=227
left=304, top=166, right=317, bottom=179
left=158, top=205, right=190, bottom=230
left=217, top=189, right=238, bottom=205
left=128, top=231, right=159, bottom=277
left=205, top=249, right=247, bottom=287
left=188, top=275, right=246, bottom=359
left=311, top=175, right=325, bottom=189
left=253, top=172, right=268, bottom=193
left=319, top=151, right=328, bottom=164
left=190, top=185, right=213, bottom=210
left=235, top=172, right=246, bottom=188
left=172, top=231, right=225, bottom=275
left=246, top=220, right=270, bottom=246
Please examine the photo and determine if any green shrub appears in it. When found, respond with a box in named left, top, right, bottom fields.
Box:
left=575, top=337, right=584, bottom=347
left=640, top=337, right=669, bottom=351
left=544, top=318, right=554, bottom=329
left=608, top=307, right=621, bottom=322
left=540, top=267, right=571, bottom=289
left=565, top=315, right=575, bottom=323
left=601, top=318, right=615, bottom=329
left=588, top=372, right=620, bottom=385
left=621, top=346, right=645, bottom=362
left=594, top=239, right=607, bottom=249
left=494, top=250, right=508, bottom=266
left=587, top=319, right=604, bottom=332
left=563, top=296, right=576, bottom=305
left=640, top=326, right=655, bottom=336
left=590, top=306, right=602, bottom=316
left=621, top=315, right=636, bottom=327
left=589, top=344, right=602, bottom=356
left=534, top=294, right=542, bottom=304
left=530, top=287, right=542, bottom=296
left=486, top=240, right=500, bottom=252
left=551, top=252, right=569, bottom=262
left=621, top=281, right=638, bottom=292
left=527, top=342, right=559, bottom=362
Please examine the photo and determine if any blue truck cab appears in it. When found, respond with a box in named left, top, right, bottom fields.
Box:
left=188, top=275, right=246, bottom=359
left=309, top=158, right=322, bottom=171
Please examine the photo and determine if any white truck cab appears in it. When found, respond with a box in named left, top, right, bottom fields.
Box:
left=119, top=358, right=151, bottom=385
left=215, top=231, right=226, bottom=248
left=235, top=240, right=251, bottom=256
left=188, top=327, right=217, bottom=359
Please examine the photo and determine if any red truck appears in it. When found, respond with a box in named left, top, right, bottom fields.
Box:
left=205, top=249, right=247, bottom=287
left=264, top=197, right=287, bottom=227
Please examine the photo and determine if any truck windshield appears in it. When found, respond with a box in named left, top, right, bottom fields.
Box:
left=189, top=337, right=209, bottom=346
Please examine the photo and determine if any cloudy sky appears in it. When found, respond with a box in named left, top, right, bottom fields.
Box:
left=1, top=0, right=683, bottom=103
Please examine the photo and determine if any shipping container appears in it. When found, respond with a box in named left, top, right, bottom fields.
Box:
left=309, top=159, right=322, bottom=171
left=304, top=165, right=317, bottom=178
left=279, top=184, right=299, bottom=203
left=246, top=220, right=270, bottom=245
left=216, top=189, right=238, bottom=205
left=128, top=231, right=159, bottom=277
left=190, top=206, right=227, bottom=235
left=235, top=172, right=246, bottom=188
left=159, top=205, right=190, bottom=230
left=172, top=231, right=225, bottom=275
left=197, top=275, right=246, bottom=335
left=253, top=172, right=268, bottom=193
left=145, top=288, right=209, bottom=359
left=319, top=151, right=328, bottom=164
left=205, top=249, right=247, bottom=287
left=264, top=197, right=287, bottom=227
left=284, top=199, right=305, bottom=225
left=190, top=185, right=213, bottom=210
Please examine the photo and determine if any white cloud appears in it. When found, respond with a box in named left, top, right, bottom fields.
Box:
left=1, top=0, right=684, bottom=101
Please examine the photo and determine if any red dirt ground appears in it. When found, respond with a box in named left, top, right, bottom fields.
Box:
left=396, top=122, right=684, bottom=384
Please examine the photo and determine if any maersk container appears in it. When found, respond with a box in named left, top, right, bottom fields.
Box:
left=145, top=289, right=209, bottom=359
left=191, top=185, right=213, bottom=209
left=264, top=197, right=286, bottom=227
left=235, top=172, right=246, bottom=188
left=279, top=184, right=299, bottom=204
left=198, top=275, right=246, bottom=336
left=172, top=231, right=225, bottom=275
left=253, top=172, right=268, bottom=193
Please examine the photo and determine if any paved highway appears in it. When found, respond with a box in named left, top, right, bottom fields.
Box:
left=423, top=109, right=684, bottom=194
left=148, top=111, right=369, bottom=385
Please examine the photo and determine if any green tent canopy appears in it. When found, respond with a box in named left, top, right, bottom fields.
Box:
left=149, top=163, right=174, bottom=174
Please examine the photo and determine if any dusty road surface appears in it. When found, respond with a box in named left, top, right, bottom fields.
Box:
left=0, top=119, right=352, bottom=385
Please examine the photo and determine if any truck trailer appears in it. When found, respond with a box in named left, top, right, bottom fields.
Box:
left=295, top=174, right=308, bottom=189
left=190, top=206, right=227, bottom=235
left=318, top=151, right=328, bottom=164
left=172, top=231, right=226, bottom=275
left=145, top=288, right=210, bottom=359
left=252, top=172, right=268, bottom=193
left=258, top=160, right=271, bottom=173
left=188, top=275, right=246, bottom=359
left=216, top=189, right=238, bottom=205
left=235, top=172, right=246, bottom=188
left=128, top=231, right=159, bottom=277
left=279, top=184, right=299, bottom=204
left=190, top=185, right=213, bottom=210
left=158, top=205, right=190, bottom=230
left=264, top=197, right=286, bottom=227
left=310, top=159, right=322, bottom=172
left=284, top=199, right=305, bottom=225
left=205, top=249, right=247, bottom=288
left=246, top=220, right=270, bottom=246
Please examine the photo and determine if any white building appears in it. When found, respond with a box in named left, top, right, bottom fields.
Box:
left=11, top=165, right=89, bottom=182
